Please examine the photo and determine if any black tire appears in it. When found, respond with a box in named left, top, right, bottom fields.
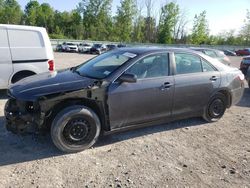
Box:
left=203, top=93, right=227, bottom=122
left=51, top=105, right=101, bottom=153
left=248, top=80, right=250, bottom=88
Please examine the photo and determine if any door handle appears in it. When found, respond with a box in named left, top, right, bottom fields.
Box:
left=210, top=76, right=219, bottom=81
left=160, top=82, right=174, bottom=90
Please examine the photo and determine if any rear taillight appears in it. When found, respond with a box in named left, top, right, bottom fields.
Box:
left=48, top=60, right=54, bottom=71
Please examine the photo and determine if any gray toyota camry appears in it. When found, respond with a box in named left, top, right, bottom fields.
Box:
left=5, top=47, right=245, bottom=152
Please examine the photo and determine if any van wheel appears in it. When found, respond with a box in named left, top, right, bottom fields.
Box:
left=203, top=93, right=226, bottom=123
left=51, top=105, right=101, bottom=153
left=12, top=72, right=35, bottom=83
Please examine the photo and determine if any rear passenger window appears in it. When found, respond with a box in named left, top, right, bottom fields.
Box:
left=175, top=53, right=202, bottom=74
left=204, top=50, right=217, bottom=58
left=8, top=29, right=44, bottom=47
left=0, top=29, right=9, bottom=47
left=202, top=59, right=216, bottom=72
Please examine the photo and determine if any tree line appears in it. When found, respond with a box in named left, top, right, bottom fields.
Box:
left=0, top=0, right=249, bottom=45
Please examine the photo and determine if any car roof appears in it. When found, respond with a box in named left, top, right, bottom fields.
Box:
left=116, top=47, right=203, bottom=56
left=0, top=24, right=45, bottom=32
left=190, top=47, right=222, bottom=52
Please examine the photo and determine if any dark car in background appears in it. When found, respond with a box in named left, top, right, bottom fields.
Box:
left=107, top=44, right=118, bottom=51
left=235, top=48, right=250, bottom=56
left=5, top=47, right=244, bottom=153
left=240, top=55, right=250, bottom=76
left=90, top=44, right=107, bottom=54
left=223, top=50, right=236, bottom=56
left=246, top=67, right=250, bottom=88
left=191, top=47, right=231, bottom=66
left=55, top=44, right=63, bottom=52
left=117, top=44, right=127, bottom=48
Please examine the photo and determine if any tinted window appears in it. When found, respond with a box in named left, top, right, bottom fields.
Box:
left=217, top=51, right=226, bottom=58
left=202, top=59, right=216, bottom=72
left=8, top=29, right=44, bottom=47
left=127, top=53, right=169, bottom=79
left=175, top=53, right=202, bottom=74
left=203, top=50, right=217, bottom=58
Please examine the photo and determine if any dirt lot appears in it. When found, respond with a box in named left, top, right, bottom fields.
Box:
left=0, top=53, right=250, bottom=188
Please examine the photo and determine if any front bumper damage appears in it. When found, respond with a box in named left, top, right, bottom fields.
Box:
left=4, top=98, right=45, bottom=134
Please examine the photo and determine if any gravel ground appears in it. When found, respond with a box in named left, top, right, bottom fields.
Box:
left=0, top=53, right=249, bottom=188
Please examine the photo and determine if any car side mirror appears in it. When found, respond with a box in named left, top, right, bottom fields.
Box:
left=119, top=73, right=137, bottom=83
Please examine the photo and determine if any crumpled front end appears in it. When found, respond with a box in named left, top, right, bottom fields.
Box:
left=4, top=96, right=45, bottom=134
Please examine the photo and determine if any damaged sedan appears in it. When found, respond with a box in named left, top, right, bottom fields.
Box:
left=5, top=47, right=245, bottom=153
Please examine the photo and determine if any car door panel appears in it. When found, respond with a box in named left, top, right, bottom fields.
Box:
left=107, top=52, right=174, bottom=130
left=173, top=72, right=221, bottom=117
left=108, top=76, right=174, bottom=129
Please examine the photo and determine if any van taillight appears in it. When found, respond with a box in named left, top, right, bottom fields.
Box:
left=48, top=60, right=54, bottom=71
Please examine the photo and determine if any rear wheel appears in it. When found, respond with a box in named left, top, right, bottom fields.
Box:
left=51, top=105, right=101, bottom=153
left=203, top=93, right=227, bottom=122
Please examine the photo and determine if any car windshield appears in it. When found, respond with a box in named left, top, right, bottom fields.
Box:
left=67, top=43, right=75, bottom=45
left=76, top=51, right=137, bottom=79
left=94, top=44, right=102, bottom=48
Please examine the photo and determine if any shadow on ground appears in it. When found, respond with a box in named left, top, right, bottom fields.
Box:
left=0, top=90, right=8, bottom=99
left=0, top=115, right=206, bottom=167
left=237, top=88, right=250, bottom=108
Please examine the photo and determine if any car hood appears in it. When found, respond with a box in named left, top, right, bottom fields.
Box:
left=9, top=70, right=98, bottom=101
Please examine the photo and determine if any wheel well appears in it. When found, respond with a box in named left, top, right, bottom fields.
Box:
left=46, top=99, right=107, bottom=131
left=217, top=90, right=231, bottom=108
left=11, top=71, right=36, bottom=83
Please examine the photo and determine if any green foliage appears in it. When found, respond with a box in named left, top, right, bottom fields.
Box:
left=240, top=9, right=250, bottom=45
left=158, top=2, right=180, bottom=44
left=0, top=0, right=22, bottom=24
left=191, top=11, right=209, bottom=44
left=114, top=0, right=137, bottom=42
left=0, top=0, right=248, bottom=45
left=77, top=0, right=112, bottom=40
left=24, top=0, right=40, bottom=25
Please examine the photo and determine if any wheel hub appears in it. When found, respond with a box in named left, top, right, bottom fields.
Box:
left=209, top=99, right=224, bottom=117
left=63, top=119, right=90, bottom=143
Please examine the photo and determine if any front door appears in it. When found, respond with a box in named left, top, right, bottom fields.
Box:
left=0, top=28, right=13, bottom=89
left=107, top=53, right=174, bottom=130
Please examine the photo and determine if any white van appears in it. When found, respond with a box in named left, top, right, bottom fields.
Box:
left=0, top=24, right=54, bottom=89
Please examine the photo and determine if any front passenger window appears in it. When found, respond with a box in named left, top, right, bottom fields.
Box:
left=127, top=54, right=169, bottom=79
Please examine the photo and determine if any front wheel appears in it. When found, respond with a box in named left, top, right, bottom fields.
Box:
left=203, top=93, right=227, bottom=123
left=51, top=105, right=101, bottom=153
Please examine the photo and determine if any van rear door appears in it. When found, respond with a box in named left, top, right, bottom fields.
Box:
left=0, top=28, right=13, bottom=89
left=8, top=28, right=49, bottom=75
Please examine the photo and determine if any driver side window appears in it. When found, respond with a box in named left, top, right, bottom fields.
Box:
left=126, top=53, right=169, bottom=79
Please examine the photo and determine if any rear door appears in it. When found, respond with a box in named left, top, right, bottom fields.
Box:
left=0, top=28, right=13, bottom=89
left=173, top=52, right=221, bottom=118
left=107, top=53, right=175, bottom=130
